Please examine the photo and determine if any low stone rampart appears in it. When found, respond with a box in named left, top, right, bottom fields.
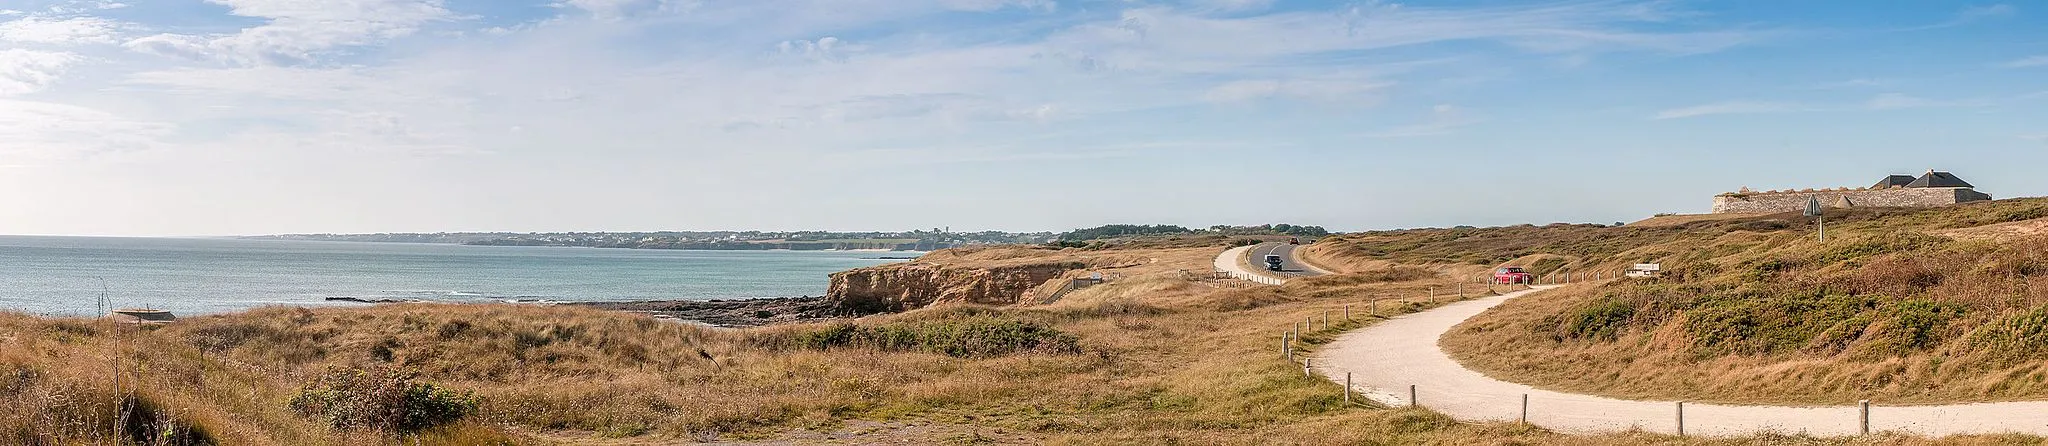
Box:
left=1712, top=187, right=1990, bottom=214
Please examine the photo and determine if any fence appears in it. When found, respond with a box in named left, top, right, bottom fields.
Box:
left=1039, top=272, right=1127, bottom=304
left=1462, top=268, right=1641, bottom=287
left=1279, top=276, right=1889, bottom=438
left=1220, top=268, right=1286, bottom=286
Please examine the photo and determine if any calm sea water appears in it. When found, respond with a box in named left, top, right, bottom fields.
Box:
left=0, top=236, right=913, bottom=316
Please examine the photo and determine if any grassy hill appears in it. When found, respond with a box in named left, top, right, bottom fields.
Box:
left=13, top=221, right=2048, bottom=443
left=1305, top=197, right=2048, bottom=404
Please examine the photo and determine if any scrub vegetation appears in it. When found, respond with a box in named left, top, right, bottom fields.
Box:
left=13, top=199, right=2048, bottom=443
left=1318, top=198, right=2048, bottom=404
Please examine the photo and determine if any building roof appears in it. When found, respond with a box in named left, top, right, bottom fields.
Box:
left=1872, top=175, right=1916, bottom=189
left=1908, top=171, right=1974, bottom=188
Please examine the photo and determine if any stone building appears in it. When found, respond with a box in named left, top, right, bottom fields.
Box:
left=1711, top=170, right=1992, bottom=214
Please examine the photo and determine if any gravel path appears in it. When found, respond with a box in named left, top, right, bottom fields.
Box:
left=1315, top=287, right=2048, bottom=437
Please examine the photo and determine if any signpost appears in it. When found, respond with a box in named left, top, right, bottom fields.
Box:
left=1805, top=195, right=1827, bottom=243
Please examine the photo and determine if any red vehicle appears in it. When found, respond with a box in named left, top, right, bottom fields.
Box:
left=1492, top=266, right=1533, bottom=284
left=1288, top=237, right=1300, bottom=245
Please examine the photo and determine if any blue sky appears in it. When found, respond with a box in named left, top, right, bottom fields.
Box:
left=0, top=0, right=2042, bottom=236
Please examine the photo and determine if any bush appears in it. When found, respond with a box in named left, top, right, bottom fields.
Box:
left=793, top=316, right=1081, bottom=358
left=1559, top=297, right=1635, bottom=341
left=1969, top=304, right=2048, bottom=364
left=289, top=366, right=478, bottom=433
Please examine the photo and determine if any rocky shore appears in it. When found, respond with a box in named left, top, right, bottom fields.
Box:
left=569, top=296, right=873, bottom=327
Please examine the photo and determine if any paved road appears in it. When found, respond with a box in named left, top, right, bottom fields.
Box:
left=1243, top=243, right=1325, bottom=278
left=1316, top=286, right=2048, bottom=437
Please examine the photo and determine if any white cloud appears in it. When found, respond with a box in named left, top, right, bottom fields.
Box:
left=553, top=0, right=694, bottom=19
left=939, top=0, right=1055, bottom=12
left=1956, top=4, right=2017, bottom=21
left=1189, top=0, right=1276, bottom=13
left=0, top=49, right=83, bottom=96
left=1813, top=78, right=1886, bottom=89
left=2006, top=55, right=2048, bottom=68
left=1864, top=93, right=1984, bottom=110
left=1652, top=101, right=1804, bottom=119
left=777, top=36, right=853, bottom=61
left=1901, top=4, right=2017, bottom=31
left=0, top=0, right=1800, bottom=234
left=0, top=99, right=172, bottom=160
left=1655, top=93, right=1992, bottom=119
left=1201, top=78, right=1392, bottom=104
left=0, top=16, right=121, bottom=45
left=124, top=0, right=454, bottom=65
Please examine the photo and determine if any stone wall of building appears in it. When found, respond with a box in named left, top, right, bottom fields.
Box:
left=1711, top=187, right=1992, bottom=214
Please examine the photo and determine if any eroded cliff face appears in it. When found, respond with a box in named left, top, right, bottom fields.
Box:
left=827, top=261, right=1084, bottom=312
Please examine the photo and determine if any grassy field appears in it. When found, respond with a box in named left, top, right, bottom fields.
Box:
left=10, top=223, right=2048, bottom=444
left=1297, top=198, right=2048, bottom=405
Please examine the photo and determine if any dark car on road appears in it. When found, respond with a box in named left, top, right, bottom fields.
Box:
left=1265, top=255, right=1284, bottom=271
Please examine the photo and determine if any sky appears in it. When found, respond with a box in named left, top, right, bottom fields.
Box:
left=0, top=0, right=2043, bottom=236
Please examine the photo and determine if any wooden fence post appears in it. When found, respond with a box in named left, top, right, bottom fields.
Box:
left=1520, top=394, right=1529, bottom=426
left=1345, top=372, right=1353, bottom=404
left=1304, top=358, right=1313, bottom=377
left=1676, top=401, right=1685, bottom=437
left=1409, top=385, right=1418, bottom=408
left=1284, top=331, right=1294, bottom=361
left=1860, top=400, right=1870, bottom=435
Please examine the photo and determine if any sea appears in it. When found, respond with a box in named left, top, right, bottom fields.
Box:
left=0, top=235, right=915, bottom=317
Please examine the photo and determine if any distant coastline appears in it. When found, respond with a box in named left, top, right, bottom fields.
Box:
left=241, top=230, right=1054, bottom=252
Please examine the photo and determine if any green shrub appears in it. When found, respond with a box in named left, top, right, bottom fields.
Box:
left=1815, top=232, right=1949, bottom=264
left=289, top=366, right=478, bottom=433
left=1559, top=297, right=1635, bottom=341
left=1969, top=304, right=2048, bottom=364
left=1683, top=292, right=1880, bottom=356
left=794, top=316, right=1080, bottom=358
left=1887, top=299, right=1959, bottom=350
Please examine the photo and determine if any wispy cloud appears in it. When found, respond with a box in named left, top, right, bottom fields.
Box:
left=0, top=49, right=84, bottom=96
left=124, top=0, right=456, bottom=65
left=2005, top=55, right=2048, bottom=68
left=1652, top=101, right=1806, bottom=119
left=1655, top=93, right=1992, bottom=119
left=1902, top=4, right=2016, bottom=31
left=1864, top=93, right=1988, bottom=110
left=0, top=15, right=122, bottom=45
left=0, top=98, right=172, bottom=160
left=1812, top=78, right=1887, bottom=89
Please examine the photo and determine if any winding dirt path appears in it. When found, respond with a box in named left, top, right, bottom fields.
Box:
left=1314, top=287, right=2048, bottom=437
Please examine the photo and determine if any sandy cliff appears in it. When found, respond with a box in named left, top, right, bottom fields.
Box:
left=826, top=261, right=1084, bottom=312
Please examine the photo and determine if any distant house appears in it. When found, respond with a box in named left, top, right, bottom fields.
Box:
left=1872, top=175, right=1917, bottom=189
left=1712, top=170, right=1992, bottom=214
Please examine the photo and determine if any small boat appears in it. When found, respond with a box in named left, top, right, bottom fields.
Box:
left=108, top=308, right=177, bottom=325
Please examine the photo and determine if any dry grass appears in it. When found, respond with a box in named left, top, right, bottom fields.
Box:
left=13, top=220, right=2048, bottom=443
left=1627, top=213, right=1767, bottom=228
left=1361, top=198, right=2048, bottom=405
